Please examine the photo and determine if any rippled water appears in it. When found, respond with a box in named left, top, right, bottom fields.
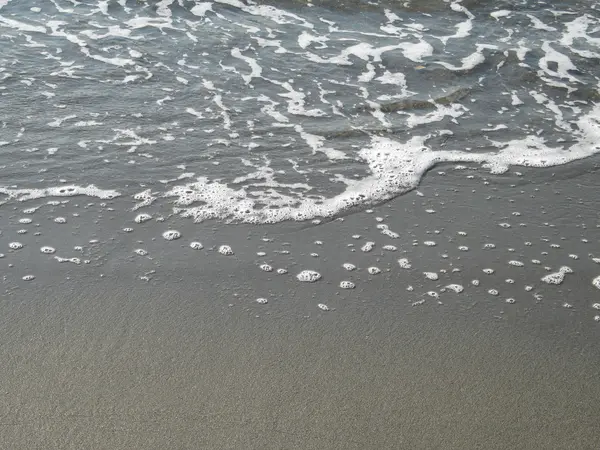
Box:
left=0, top=0, right=599, bottom=222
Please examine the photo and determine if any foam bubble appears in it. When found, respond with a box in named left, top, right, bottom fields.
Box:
left=190, top=241, right=203, bottom=250
left=135, top=213, right=152, bottom=223
left=40, top=246, right=56, bottom=254
left=297, top=270, right=321, bottom=282
left=123, top=227, right=133, bottom=233
left=340, top=281, right=355, bottom=289
left=541, top=267, right=572, bottom=285
left=471, top=279, right=480, bottom=286
left=423, top=241, right=436, bottom=247
left=22, top=275, right=35, bottom=281
left=343, top=263, right=356, bottom=271
left=17, top=229, right=27, bottom=235
left=276, top=268, right=288, bottom=275
left=256, top=297, right=268, bottom=304
left=458, top=246, right=469, bottom=251
left=382, top=245, right=397, bottom=251
left=260, top=264, right=273, bottom=272
left=54, top=217, right=67, bottom=224
left=218, top=245, right=234, bottom=256
left=361, top=242, right=375, bottom=252
left=505, top=298, right=516, bottom=304
left=398, top=258, right=412, bottom=269
left=424, top=272, right=438, bottom=281
left=318, top=303, right=330, bottom=311
left=592, top=276, right=600, bottom=290
left=18, top=218, right=32, bottom=224
left=162, top=230, right=181, bottom=240
left=508, top=260, right=524, bottom=267
left=368, top=267, right=381, bottom=275
left=134, top=249, right=148, bottom=256
left=9, top=242, right=23, bottom=250
left=483, top=268, right=494, bottom=274
left=446, top=284, right=464, bottom=293
left=488, top=289, right=499, bottom=296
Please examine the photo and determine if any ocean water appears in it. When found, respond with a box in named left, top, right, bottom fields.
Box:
left=1, top=0, right=600, bottom=313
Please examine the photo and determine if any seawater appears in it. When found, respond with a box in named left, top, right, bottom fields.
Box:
left=0, top=0, right=599, bottom=222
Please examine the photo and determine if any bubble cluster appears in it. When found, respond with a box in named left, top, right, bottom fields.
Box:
left=190, top=241, right=203, bottom=250
left=218, top=245, right=234, bottom=255
left=340, top=281, right=356, bottom=289
left=297, top=270, right=322, bottom=282
left=162, top=230, right=181, bottom=240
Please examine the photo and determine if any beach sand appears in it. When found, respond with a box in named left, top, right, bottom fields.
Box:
left=1, top=159, right=599, bottom=449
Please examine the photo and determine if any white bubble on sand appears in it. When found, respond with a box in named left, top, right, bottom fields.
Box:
left=123, top=227, right=134, bottom=233
left=18, top=218, right=32, bottom=224
left=17, top=229, right=27, bottom=235
left=9, top=242, right=23, bottom=250
left=458, top=231, right=467, bottom=236
left=361, top=242, right=375, bottom=252
left=134, top=213, right=152, bottom=223
left=190, top=241, right=203, bottom=250
left=398, top=258, right=412, bottom=269
left=424, top=272, right=439, bottom=281
left=484, top=243, right=496, bottom=249
left=592, top=258, right=600, bottom=264
left=310, top=253, right=319, bottom=257
left=506, top=279, right=515, bottom=284
left=314, top=240, right=323, bottom=245
left=343, top=263, right=356, bottom=271
left=505, top=298, right=516, bottom=304
left=563, top=302, right=573, bottom=309
left=257, top=252, right=267, bottom=257
left=541, top=266, right=572, bottom=285
left=40, top=246, right=56, bottom=254
left=427, top=291, right=439, bottom=299
left=525, top=285, right=533, bottom=292
left=162, top=230, right=181, bottom=240
left=340, top=281, right=356, bottom=289
left=498, top=223, right=511, bottom=228
left=483, top=268, right=494, bottom=274
left=488, top=289, right=499, bottom=296
left=368, top=267, right=381, bottom=275
left=532, top=259, right=541, bottom=265
left=54, top=217, right=67, bottom=224
left=569, top=254, right=579, bottom=260
left=592, top=276, right=600, bottom=290
left=260, top=264, right=273, bottom=272
left=508, top=260, right=524, bottom=267
left=297, top=270, right=321, bottom=282
left=318, top=303, right=330, bottom=311
left=382, top=245, right=397, bottom=251
left=446, top=284, right=464, bottom=293
left=256, top=297, right=268, bottom=304
left=218, top=245, right=234, bottom=256
left=471, top=279, right=480, bottom=286
left=423, top=241, right=436, bottom=247
left=276, top=268, right=288, bottom=275
left=22, top=275, right=35, bottom=281
left=458, top=246, right=469, bottom=251
left=591, top=303, right=600, bottom=310
left=54, top=256, right=81, bottom=264
left=134, top=249, right=148, bottom=256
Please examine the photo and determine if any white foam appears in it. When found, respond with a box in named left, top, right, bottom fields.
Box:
left=398, top=258, right=411, bottom=269
left=361, top=242, right=375, bottom=253
left=190, top=241, right=203, bottom=250
left=134, top=213, right=152, bottom=223
left=218, top=245, right=234, bottom=256
left=317, top=303, right=330, bottom=311
left=260, top=264, right=273, bottom=272
left=22, top=275, right=35, bottom=281
left=424, top=272, right=439, bottom=281
left=592, top=276, right=600, bottom=290
left=276, top=268, right=288, bottom=275
left=297, top=270, right=321, bottom=282
left=162, top=230, right=181, bottom=240
left=0, top=185, right=119, bottom=201
left=367, top=267, right=381, bottom=275
left=343, top=263, right=356, bottom=271
left=256, top=297, right=268, bottom=304
left=340, top=281, right=355, bottom=289
left=446, top=284, right=464, bottom=293
left=9, top=242, right=23, bottom=250
left=40, top=246, right=56, bottom=254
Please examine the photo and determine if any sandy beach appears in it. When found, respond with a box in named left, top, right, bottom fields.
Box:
left=1, top=159, right=599, bottom=449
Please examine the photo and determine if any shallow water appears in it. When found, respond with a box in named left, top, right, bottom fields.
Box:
left=1, top=0, right=599, bottom=223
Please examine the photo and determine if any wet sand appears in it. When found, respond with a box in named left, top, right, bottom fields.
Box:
left=1, top=160, right=600, bottom=449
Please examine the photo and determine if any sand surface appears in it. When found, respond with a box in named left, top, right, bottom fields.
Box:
left=1, top=160, right=600, bottom=449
